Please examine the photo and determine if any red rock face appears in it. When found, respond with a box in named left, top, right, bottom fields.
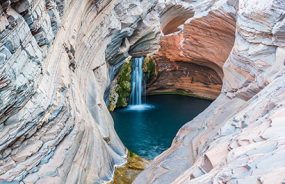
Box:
left=148, top=9, right=236, bottom=99
left=147, top=55, right=222, bottom=99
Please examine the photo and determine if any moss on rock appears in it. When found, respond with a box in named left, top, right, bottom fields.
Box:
left=142, top=56, right=157, bottom=84
left=108, top=83, right=120, bottom=111
left=108, top=150, right=151, bottom=184
left=108, top=58, right=132, bottom=111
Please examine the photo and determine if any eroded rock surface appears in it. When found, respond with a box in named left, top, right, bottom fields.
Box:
left=147, top=0, right=236, bottom=99
left=0, top=0, right=160, bottom=183
left=1, top=0, right=285, bottom=183
left=135, top=0, right=285, bottom=183
left=147, top=55, right=222, bottom=99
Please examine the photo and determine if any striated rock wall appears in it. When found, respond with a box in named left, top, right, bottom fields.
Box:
left=1, top=0, right=285, bottom=183
left=147, top=0, right=236, bottom=99
left=0, top=0, right=160, bottom=183
left=146, top=55, right=223, bottom=99
left=135, top=0, right=285, bottom=183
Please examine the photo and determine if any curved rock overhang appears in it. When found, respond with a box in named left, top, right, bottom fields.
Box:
left=160, top=3, right=194, bottom=35
left=147, top=1, right=237, bottom=99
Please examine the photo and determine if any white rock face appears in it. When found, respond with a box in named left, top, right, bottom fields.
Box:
left=0, top=0, right=160, bottom=183
left=134, top=0, right=285, bottom=183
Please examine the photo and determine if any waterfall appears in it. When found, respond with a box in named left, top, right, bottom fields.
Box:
left=126, top=57, right=153, bottom=111
left=130, top=57, right=144, bottom=105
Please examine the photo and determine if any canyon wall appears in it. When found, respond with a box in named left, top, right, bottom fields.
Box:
left=146, top=56, right=223, bottom=99
left=1, top=0, right=285, bottom=183
left=146, top=0, right=236, bottom=99
left=0, top=0, right=160, bottom=183
left=135, top=0, right=285, bottom=183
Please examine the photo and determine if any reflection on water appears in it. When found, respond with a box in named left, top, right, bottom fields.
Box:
left=111, top=95, right=212, bottom=159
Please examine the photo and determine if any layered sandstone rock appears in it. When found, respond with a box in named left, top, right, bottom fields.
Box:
left=147, top=55, right=223, bottom=99
left=1, top=0, right=285, bottom=183
left=135, top=0, right=285, bottom=183
left=0, top=0, right=160, bottom=183
left=160, top=2, right=194, bottom=35
left=147, top=0, right=236, bottom=99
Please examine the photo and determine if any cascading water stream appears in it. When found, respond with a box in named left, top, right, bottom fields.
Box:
left=128, top=57, right=152, bottom=111
left=130, top=57, right=144, bottom=105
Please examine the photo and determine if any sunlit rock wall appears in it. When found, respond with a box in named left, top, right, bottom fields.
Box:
left=135, top=0, right=285, bottom=183
left=147, top=0, right=236, bottom=99
left=0, top=0, right=160, bottom=183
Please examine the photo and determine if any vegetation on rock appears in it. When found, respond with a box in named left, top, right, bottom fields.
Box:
left=108, top=58, right=132, bottom=111
left=142, top=56, right=157, bottom=84
left=109, top=150, right=151, bottom=184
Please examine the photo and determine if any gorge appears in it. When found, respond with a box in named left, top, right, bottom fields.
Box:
left=0, top=0, right=285, bottom=184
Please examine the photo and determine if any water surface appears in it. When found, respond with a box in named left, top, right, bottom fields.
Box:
left=111, top=95, right=212, bottom=159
